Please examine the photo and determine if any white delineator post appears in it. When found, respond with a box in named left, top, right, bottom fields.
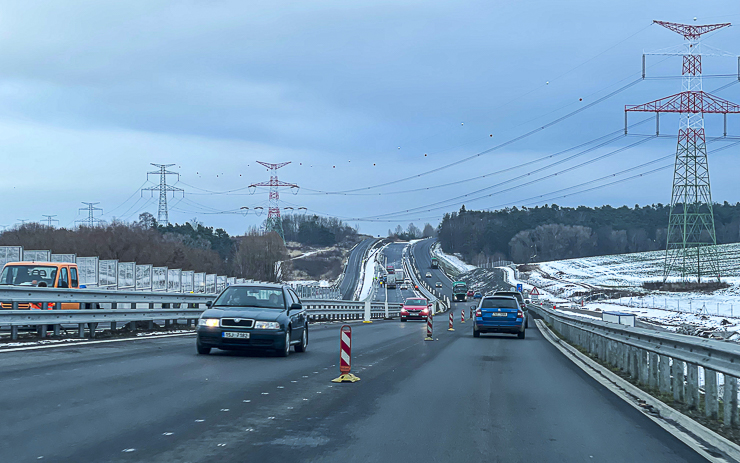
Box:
left=384, top=283, right=389, bottom=319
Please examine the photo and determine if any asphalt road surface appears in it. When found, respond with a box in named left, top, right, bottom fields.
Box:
left=0, top=317, right=705, bottom=463
left=339, top=238, right=377, bottom=300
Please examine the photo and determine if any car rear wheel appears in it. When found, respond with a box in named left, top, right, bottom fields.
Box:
left=277, top=330, right=291, bottom=357
left=196, top=341, right=211, bottom=355
left=295, top=326, right=308, bottom=353
left=517, top=330, right=526, bottom=339
left=473, top=328, right=480, bottom=338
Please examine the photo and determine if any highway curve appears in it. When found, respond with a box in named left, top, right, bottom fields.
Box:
left=339, top=238, right=377, bottom=300
left=0, top=316, right=706, bottom=462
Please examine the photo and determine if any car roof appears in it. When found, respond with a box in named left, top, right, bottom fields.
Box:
left=228, top=282, right=287, bottom=290
left=495, top=291, right=522, bottom=296
left=483, top=295, right=517, bottom=300
left=4, top=261, right=77, bottom=268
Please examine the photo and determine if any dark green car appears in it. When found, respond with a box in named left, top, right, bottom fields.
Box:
left=196, top=283, right=308, bottom=357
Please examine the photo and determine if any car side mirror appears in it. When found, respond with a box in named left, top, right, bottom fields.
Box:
left=290, top=302, right=302, bottom=311
left=205, top=301, right=212, bottom=308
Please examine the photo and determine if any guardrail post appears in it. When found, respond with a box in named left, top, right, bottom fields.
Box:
left=53, top=302, right=61, bottom=336
left=648, top=352, right=658, bottom=390
left=629, top=346, right=639, bottom=381
left=658, top=355, right=671, bottom=394
left=111, top=321, right=117, bottom=332
left=704, top=368, right=719, bottom=420
left=672, top=359, right=685, bottom=403
left=78, top=323, right=85, bottom=338
left=129, top=321, right=137, bottom=332
left=687, top=363, right=700, bottom=410
left=638, top=348, right=648, bottom=386
left=724, top=375, right=739, bottom=427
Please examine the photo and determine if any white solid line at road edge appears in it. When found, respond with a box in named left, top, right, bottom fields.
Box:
left=0, top=332, right=196, bottom=353
left=534, top=319, right=740, bottom=463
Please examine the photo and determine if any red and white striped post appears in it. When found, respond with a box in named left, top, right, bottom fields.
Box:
left=448, top=311, right=454, bottom=331
left=425, top=313, right=433, bottom=341
left=332, top=325, right=360, bottom=382
left=461, top=308, right=466, bottom=324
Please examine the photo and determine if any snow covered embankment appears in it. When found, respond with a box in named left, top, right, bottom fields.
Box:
left=431, top=242, right=476, bottom=279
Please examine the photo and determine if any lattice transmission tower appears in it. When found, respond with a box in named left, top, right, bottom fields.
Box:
left=76, top=202, right=103, bottom=227
left=249, top=161, right=298, bottom=242
left=626, top=20, right=739, bottom=283
left=142, top=163, right=183, bottom=226
left=41, top=215, right=59, bottom=227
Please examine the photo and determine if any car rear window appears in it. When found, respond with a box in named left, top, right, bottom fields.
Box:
left=496, top=292, right=524, bottom=302
left=481, top=298, right=519, bottom=309
left=405, top=298, right=427, bottom=306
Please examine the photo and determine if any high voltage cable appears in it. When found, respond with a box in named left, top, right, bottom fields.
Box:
left=303, top=118, right=656, bottom=197
left=356, top=136, right=658, bottom=220
left=348, top=138, right=740, bottom=222
left=301, top=78, right=644, bottom=195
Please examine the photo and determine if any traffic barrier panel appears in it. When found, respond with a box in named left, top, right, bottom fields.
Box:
left=332, top=325, right=360, bottom=383
left=425, top=313, right=434, bottom=341
left=448, top=311, right=454, bottom=331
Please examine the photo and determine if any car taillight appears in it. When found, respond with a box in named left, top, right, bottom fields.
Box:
left=517, top=310, right=524, bottom=319
left=475, top=308, right=482, bottom=317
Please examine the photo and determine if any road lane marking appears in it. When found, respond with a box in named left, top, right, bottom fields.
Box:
left=0, top=332, right=196, bottom=353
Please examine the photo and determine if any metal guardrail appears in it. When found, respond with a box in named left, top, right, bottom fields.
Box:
left=0, top=286, right=402, bottom=341
left=529, top=303, right=740, bottom=428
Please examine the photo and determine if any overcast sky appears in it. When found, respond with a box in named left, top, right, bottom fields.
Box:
left=0, top=1, right=738, bottom=236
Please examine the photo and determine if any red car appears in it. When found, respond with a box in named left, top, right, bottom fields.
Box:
left=467, top=290, right=474, bottom=298
left=400, top=297, right=430, bottom=322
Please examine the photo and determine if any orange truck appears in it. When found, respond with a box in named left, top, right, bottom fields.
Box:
left=0, top=262, right=81, bottom=309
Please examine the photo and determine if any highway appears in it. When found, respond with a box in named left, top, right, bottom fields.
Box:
left=339, top=238, right=377, bottom=300
left=373, top=242, right=417, bottom=307
left=0, top=318, right=704, bottom=462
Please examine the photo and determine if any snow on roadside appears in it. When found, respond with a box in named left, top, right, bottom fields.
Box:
left=432, top=242, right=476, bottom=274
left=358, top=246, right=382, bottom=301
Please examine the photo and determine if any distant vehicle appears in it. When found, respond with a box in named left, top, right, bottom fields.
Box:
left=0, top=262, right=82, bottom=310
left=431, top=257, right=439, bottom=269
left=467, top=290, right=474, bottom=297
left=400, top=297, right=430, bottom=322
left=386, top=265, right=395, bottom=274
left=435, top=281, right=442, bottom=288
left=386, top=273, right=397, bottom=289
left=473, top=296, right=526, bottom=339
left=196, top=283, right=308, bottom=357
left=473, top=292, right=482, bottom=299
left=494, top=291, right=529, bottom=328
left=452, top=281, right=468, bottom=302
left=400, top=283, right=408, bottom=290
left=425, top=272, right=432, bottom=278
left=395, top=269, right=404, bottom=282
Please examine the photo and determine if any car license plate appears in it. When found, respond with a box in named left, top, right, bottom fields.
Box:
left=490, top=313, right=508, bottom=317
left=222, top=332, right=250, bottom=339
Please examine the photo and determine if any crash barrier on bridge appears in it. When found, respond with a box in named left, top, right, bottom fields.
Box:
left=332, top=325, right=360, bottom=383
left=529, top=304, right=740, bottom=429
left=0, top=286, right=401, bottom=340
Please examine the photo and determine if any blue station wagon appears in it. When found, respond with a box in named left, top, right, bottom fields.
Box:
left=473, top=296, right=526, bottom=339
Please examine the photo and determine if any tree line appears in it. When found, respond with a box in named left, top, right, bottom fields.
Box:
left=437, top=203, right=740, bottom=264
left=0, top=212, right=364, bottom=281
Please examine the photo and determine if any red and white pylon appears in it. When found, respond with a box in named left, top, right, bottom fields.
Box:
left=425, top=313, right=434, bottom=341
left=448, top=311, right=454, bottom=331
left=461, top=309, right=466, bottom=324
left=332, top=325, right=360, bottom=382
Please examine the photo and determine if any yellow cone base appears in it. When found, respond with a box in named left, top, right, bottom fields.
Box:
left=332, top=373, right=361, bottom=383
left=461, top=321, right=465, bottom=324
left=424, top=336, right=434, bottom=341
left=447, top=328, right=455, bottom=331
left=362, top=320, right=373, bottom=323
